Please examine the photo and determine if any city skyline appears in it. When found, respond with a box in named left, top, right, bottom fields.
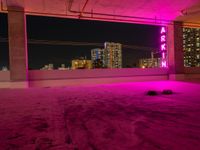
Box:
left=0, top=13, right=161, bottom=69
left=41, top=42, right=122, bottom=70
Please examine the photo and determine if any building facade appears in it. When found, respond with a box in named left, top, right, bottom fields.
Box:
left=183, top=27, right=200, bottom=67
left=104, top=42, right=122, bottom=68
left=91, top=48, right=106, bottom=68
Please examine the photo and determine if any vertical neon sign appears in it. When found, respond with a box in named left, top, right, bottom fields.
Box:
left=160, top=26, right=167, bottom=67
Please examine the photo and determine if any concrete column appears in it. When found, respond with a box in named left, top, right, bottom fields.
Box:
left=8, top=6, right=28, bottom=81
left=167, top=22, right=185, bottom=80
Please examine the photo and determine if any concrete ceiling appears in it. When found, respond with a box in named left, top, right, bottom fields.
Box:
left=1, top=0, right=200, bottom=25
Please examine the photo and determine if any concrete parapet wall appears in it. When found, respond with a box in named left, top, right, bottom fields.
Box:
left=0, top=71, right=10, bottom=82
left=29, top=68, right=168, bottom=81
left=29, top=75, right=168, bottom=88
left=184, top=67, right=200, bottom=74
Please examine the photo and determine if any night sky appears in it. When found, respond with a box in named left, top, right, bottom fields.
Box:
left=0, top=13, right=161, bottom=69
left=0, top=13, right=8, bottom=68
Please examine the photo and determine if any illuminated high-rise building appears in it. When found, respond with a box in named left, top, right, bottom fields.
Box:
left=91, top=48, right=106, bottom=68
left=183, top=27, right=200, bottom=67
left=104, top=42, right=122, bottom=68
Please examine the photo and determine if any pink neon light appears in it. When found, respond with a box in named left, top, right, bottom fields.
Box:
left=160, top=26, right=167, bottom=68
left=161, top=27, right=166, bottom=34
left=161, top=35, right=166, bottom=42
left=161, top=43, right=166, bottom=51
left=161, top=61, right=167, bottom=67
left=162, top=52, right=165, bottom=59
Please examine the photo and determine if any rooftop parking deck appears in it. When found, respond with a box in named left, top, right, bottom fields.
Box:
left=0, top=81, right=200, bottom=149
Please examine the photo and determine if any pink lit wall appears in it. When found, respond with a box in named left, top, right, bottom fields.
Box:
left=29, top=68, right=168, bottom=81
left=184, top=67, right=200, bottom=80
left=28, top=68, right=168, bottom=87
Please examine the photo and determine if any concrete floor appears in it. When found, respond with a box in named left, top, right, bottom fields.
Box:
left=0, top=81, right=200, bottom=150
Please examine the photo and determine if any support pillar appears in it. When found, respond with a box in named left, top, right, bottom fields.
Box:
left=8, top=6, right=28, bottom=81
left=167, top=22, right=185, bottom=80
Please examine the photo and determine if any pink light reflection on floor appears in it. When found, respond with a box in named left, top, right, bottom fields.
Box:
left=0, top=81, right=200, bottom=149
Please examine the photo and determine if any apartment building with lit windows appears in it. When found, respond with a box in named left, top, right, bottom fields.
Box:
left=104, top=42, right=122, bottom=68
left=183, top=27, right=200, bottom=67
